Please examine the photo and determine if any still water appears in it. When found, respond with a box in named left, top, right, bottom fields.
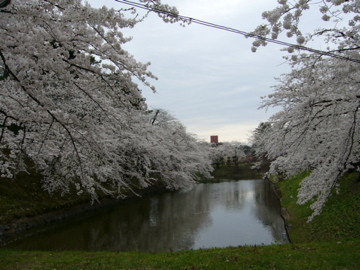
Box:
left=5, top=179, right=288, bottom=252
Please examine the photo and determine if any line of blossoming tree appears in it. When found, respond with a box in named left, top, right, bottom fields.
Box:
left=0, top=0, right=213, bottom=201
left=251, top=0, right=359, bottom=221
left=1, top=0, right=358, bottom=223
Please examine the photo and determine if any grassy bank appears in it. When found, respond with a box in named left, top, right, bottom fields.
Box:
left=277, top=171, right=360, bottom=243
left=1, top=240, right=359, bottom=269
left=0, top=171, right=93, bottom=225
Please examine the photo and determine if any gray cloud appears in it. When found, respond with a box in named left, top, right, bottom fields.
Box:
left=87, top=0, right=304, bottom=142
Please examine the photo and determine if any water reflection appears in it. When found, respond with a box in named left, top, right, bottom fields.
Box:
left=4, top=179, right=288, bottom=252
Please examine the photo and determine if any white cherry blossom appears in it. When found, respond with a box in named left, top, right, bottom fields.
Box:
left=252, top=0, right=360, bottom=221
left=0, top=0, right=212, bottom=200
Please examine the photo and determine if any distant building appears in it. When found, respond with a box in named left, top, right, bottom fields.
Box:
left=210, top=135, right=218, bottom=144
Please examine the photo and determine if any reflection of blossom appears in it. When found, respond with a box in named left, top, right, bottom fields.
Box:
left=149, top=198, right=159, bottom=227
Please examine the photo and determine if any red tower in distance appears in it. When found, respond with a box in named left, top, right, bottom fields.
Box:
left=210, top=135, right=218, bottom=144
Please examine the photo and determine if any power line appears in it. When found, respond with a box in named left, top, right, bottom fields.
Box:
left=115, top=0, right=360, bottom=64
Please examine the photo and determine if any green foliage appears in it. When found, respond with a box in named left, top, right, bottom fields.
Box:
left=278, top=171, right=360, bottom=243
left=201, top=164, right=262, bottom=182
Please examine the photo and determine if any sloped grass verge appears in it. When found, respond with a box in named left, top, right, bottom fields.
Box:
left=278, top=171, right=360, bottom=243
left=0, top=171, right=92, bottom=225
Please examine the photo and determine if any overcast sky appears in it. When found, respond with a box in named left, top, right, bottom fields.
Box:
left=87, top=0, right=313, bottom=143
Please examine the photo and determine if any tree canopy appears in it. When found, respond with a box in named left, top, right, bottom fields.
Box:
left=252, top=0, right=359, bottom=220
left=0, top=0, right=212, bottom=200
left=208, top=142, right=246, bottom=169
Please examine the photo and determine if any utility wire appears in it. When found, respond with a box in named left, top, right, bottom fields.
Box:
left=115, top=0, right=360, bottom=64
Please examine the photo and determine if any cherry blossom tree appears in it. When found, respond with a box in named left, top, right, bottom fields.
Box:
left=252, top=0, right=360, bottom=220
left=250, top=122, right=272, bottom=172
left=145, top=109, right=213, bottom=187
left=208, top=142, right=246, bottom=168
left=209, top=144, right=229, bottom=169
left=0, top=0, right=211, bottom=200
left=251, top=0, right=360, bottom=56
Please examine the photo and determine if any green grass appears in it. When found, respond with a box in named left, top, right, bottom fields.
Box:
left=278, top=171, right=360, bottom=243
left=1, top=240, right=359, bottom=269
